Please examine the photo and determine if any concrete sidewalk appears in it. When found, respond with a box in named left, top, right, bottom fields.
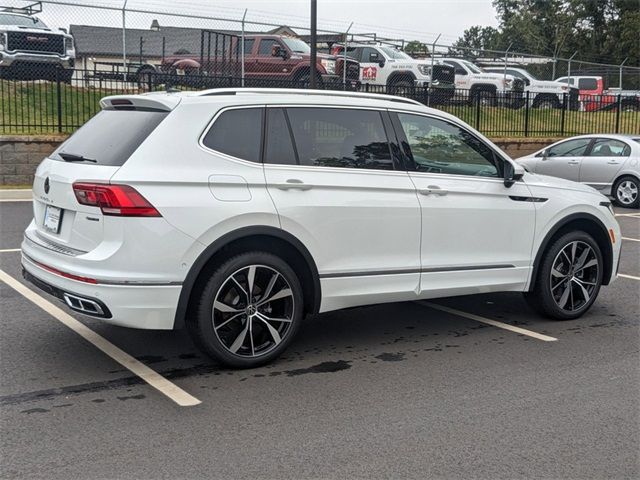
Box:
left=0, top=189, right=32, bottom=201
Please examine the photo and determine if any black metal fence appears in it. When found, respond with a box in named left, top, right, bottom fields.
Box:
left=1, top=69, right=639, bottom=137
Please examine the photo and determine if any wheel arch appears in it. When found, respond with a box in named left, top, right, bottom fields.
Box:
left=174, top=226, right=321, bottom=329
left=470, top=83, right=497, bottom=93
left=529, top=213, right=615, bottom=291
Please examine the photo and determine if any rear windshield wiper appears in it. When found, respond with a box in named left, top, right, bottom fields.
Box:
left=58, top=152, right=97, bottom=163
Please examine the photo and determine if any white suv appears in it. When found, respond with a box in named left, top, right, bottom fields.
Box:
left=22, top=88, right=621, bottom=368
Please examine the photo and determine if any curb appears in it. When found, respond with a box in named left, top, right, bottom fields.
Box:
left=0, top=189, right=33, bottom=201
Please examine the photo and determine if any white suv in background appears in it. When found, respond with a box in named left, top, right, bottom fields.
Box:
left=22, top=89, right=621, bottom=368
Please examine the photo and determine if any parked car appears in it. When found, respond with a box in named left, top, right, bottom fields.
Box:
left=440, top=57, right=525, bottom=107
left=330, top=43, right=455, bottom=101
left=157, top=34, right=360, bottom=89
left=517, top=134, right=640, bottom=208
left=554, top=75, right=640, bottom=112
left=0, top=11, right=75, bottom=82
left=484, top=66, right=579, bottom=109
left=22, top=88, right=621, bottom=367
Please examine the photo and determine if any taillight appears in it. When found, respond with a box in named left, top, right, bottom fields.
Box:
left=72, top=183, right=161, bottom=217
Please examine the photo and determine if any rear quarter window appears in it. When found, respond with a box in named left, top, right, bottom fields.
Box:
left=202, top=108, right=264, bottom=163
left=52, top=110, right=168, bottom=166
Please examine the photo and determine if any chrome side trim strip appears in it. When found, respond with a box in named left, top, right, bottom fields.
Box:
left=319, top=264, right=516, bottom=279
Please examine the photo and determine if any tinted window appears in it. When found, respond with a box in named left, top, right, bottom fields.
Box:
left=590, top=139, right=630, bottom=157
left=202, top=108, right=263, bottom=162
left=397, top=113, right=500, bottom=177
left=361, top=47, right=380, bottom=63
left=235, top=38, right=254, bottom=55
left=547, top=138, right=591, bottom=157
left=286, top=108, right=393, bottom=170
left=578, top=78, right=598, bottom=90
left=258, top=39, right=280, bottom=55
left=265, top=109, right=297, bottom=165
left=51, top=110, right=167, bottom=166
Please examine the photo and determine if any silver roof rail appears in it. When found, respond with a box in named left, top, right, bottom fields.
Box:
left=194, top=88, right=425, bottom=107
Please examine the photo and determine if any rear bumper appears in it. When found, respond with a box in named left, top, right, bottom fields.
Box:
left=21, top=252, right=182, bottom=330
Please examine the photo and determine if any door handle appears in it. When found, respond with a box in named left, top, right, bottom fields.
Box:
left=418, top=185, right=449, bottom=196
left=276, top=179, right=312, bottom=191
left=606, top=161, right=620, bottom=165
left=567, top=161, right=580, bottom=165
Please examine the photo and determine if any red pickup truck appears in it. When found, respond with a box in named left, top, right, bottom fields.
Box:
left=555, top=75, right=640, bottom=112
left=159, top=34, right=360, bottom=89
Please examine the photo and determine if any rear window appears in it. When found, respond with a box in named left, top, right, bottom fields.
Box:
left=578, top=78, right=598, bottom=90
left=52, top=110, right=167, bottom=166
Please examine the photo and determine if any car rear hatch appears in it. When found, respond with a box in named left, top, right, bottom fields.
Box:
left=28, top=94, right=178, bottom=254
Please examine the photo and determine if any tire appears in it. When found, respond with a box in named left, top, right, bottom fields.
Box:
left=613, top=176, right=640, bottom=208
left=533, top=96, right=559, bottom=110
left=621, top=102, right=639, bottom=112
left=388, top=79, right=413, bottom=97
left=473, top=89, right=495, bottom=107
left=136, top=66, right=156, bottom=90
left=295, top=72, right=323, bottom=89
left=525, top=231, right=603, bottom=320
left=187, top=252, right=305, bottom=368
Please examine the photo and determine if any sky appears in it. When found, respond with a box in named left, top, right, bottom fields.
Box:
left=5, top=0, right=500, bottom=46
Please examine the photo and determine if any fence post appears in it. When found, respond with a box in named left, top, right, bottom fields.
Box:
left=524, top=91, right=530, bottom=137
left=56, top=68, right=62, bottom=133
left=560, top=93, right=566, bottom=136
left=475, top=94, right=481, bottom=130
left=615, top=94, right=621, bottom=133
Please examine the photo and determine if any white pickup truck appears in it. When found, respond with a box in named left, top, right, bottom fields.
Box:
left=331, top=43, right=456, bottom=102
left=440, top=57, right=525, bottom=107
left=0, top=11, right=75, bottom=82
left=484, top=66, right=579, bottom=109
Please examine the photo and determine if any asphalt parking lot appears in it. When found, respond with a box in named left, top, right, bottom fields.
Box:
left=1, top=199, right=638, bottom=479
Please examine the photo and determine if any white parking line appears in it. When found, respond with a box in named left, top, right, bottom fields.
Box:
left=619, top=273, right=640, bottom=281
left=0, top=248, right=21, bottom=253
left=0, top=269, right=201, bottom=407
left=419, top=301, right=558, bottom=342
left=622, top=237, right=640, bottom=243
left=0, top=199, right=32, bottom=203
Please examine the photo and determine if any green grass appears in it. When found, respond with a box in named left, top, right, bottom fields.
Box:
left=1, top=80, right=639, bottom=137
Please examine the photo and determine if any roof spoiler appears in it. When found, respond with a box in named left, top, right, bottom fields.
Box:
left=100, top=93, right=181, bottom=112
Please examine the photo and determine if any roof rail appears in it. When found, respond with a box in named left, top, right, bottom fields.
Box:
left=0, top=1, right=42, bottom=15
left=195, top=88, right=425, bottom=107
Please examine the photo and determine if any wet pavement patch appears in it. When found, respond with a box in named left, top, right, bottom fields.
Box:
left=284, top=360, right=351, bottom=376
left=374, top=352, right=406, bottom=362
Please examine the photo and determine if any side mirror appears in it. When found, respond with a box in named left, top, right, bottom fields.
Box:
left=271, top=45, right=287, bottom=59
left=504, top=161, right=525, bottom=188
left=540, top=148, right=549, bottom=160
left=378, top=60, right=386, bottom=68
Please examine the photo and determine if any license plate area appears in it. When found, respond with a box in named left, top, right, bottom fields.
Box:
left=43, top=205, right=63, bottom=234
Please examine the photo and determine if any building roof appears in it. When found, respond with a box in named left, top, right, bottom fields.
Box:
left=69, top=24, right=298, bottom=58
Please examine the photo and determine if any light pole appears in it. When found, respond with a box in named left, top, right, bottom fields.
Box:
left=310, top=0, right=317, bottom=89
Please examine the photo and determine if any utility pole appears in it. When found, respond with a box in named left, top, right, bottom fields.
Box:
left=310, top=0, right=317, bottom=89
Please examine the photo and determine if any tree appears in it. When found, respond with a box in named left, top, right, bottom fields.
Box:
left=449, top=26, right=502, bottom=56
left=404, top=40, right=429, bottom=57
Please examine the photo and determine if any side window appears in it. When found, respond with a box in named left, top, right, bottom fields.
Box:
left=578, top=78, right=598, bottom=90
left=446, top=61, right=466, bottom=76
left=242, top=38, right=255, bottom=55
left=397, top=113, right=501, bottom=177
left=202, top=108, right=263, bottom=163
left=361, top=47, right=380, bottom=63
left=589, top=139, right=630, bottom=157
left=285, top=108, right=393, bottom=170
left=264, top=108, right=297, bottom=165
left=546, top=138, right=591, bottom=157
left=258, top=39, right=280, bottom=56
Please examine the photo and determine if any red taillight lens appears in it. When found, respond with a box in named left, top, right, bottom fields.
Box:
left=72, top=183, right=161, bottom=217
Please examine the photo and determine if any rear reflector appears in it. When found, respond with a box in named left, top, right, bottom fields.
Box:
left=72, top=183, right=161, bottom=217
left=29, top=256, right=98, bottom=284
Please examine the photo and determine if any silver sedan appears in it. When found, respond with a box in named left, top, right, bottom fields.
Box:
left=516, top=134, right=640, bottom=208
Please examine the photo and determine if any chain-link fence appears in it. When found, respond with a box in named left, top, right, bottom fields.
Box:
left=1, top=0, right=639, bottom=136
